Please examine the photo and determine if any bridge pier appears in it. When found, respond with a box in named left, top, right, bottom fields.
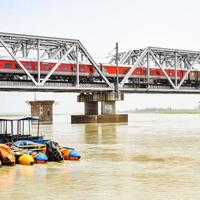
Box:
left=29, top=100, right=54, bottom=124
left=101, top=101, right=116, bottom=115
left=85, top=102, right=98, bottom=115
left=71, top=92, right=128, bottom=123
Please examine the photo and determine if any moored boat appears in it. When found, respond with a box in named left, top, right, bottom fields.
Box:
left=0, top=117, right=43, bottom=143
left=13, top=140, right=46, bottom=152
left=0, top=144, right=15, bottom=165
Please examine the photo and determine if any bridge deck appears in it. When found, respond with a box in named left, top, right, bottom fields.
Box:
left=0, top=80, right=199, bottom=94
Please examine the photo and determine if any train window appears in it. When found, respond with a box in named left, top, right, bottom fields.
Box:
left=72, top=66, right=77, bottom=71
left=16, top=64, right=20, bottom=69
left=136, top=71, right=141, bottom=75
left=5, top=63, right=12, bottom=68
left=63, top=66, right=68, bottom=71
left=80, top=67, right=85, bottom=72
left=90, top=66, right=94, bottom=72
left=35, top=65, right=38, bottom=70
left=45, top=65, right=51, bottom=70
left=150, top=71, right=154, bottom=75
left=144, top=70, right=150, bottom=76
left=104, top=67, right=108, bottom=72
left=156, top=71, right=160, bottom=76
left=122, top=69, right=127, bottom=74
left=25, top=64, right=32, bottom=69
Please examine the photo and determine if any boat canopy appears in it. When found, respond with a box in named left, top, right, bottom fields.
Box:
left=0, top=116, right=40, bottom=137
left=0, top=116, right=39, bottom=122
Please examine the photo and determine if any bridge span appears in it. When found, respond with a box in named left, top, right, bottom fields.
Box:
left=0, top=33, right=200, bottom=94
left=0, top=32, right=200, bottom=123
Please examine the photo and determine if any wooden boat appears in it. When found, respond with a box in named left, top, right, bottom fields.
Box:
left=13, top=140, right=46, bottom=152
left=0, top=117, right=43, bottom=143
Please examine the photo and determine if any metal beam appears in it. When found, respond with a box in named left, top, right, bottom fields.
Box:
left=119, top=48, right=148, bottom=88
left=40, top=49, right=50, bottom=59
left=41, top=44, right=76, bottom=86
left=175, top=52, right=177, bottom=87
left=147, top=52, right=150, bottom=84
left=48, top=47, right=65, bottom=59
left=0, top=32, right=113, bottom=89
left=149, top=50, right=176, bottom=89
left=76, top=45, right=80, bottom=86
left=78, top=41, right=112, bottom=88
left=37, top=39, right=41, bottom=83
left=0, top=32, right=79, bottom=45
left=0, top=38, right=38, bottom=86
left=119, top=50, right=132, bottom=65
left=177, top=55, right=200, bottom=89
left=115, top=42, right=119, bottom=92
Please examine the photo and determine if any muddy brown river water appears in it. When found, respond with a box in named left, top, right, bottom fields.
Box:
left=1, top=113, right=200, bottom=200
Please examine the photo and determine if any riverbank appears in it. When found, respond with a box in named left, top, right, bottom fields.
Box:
left=119, top=108, right=200, bottom=114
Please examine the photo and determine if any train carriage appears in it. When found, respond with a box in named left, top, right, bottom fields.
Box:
left=0, top=57, right=199, bottom=87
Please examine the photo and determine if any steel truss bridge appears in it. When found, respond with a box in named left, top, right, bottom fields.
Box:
left=0, top=32, right=200, bottom=94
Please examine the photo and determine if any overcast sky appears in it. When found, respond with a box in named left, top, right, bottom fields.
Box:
left=1, top=0, right=200, bottom=114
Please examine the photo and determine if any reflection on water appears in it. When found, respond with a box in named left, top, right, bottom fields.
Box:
left=1, top=114, right=200, bottom=199
left=0, top=167, right=16, bottom=189
left=84, top=123, right=117, bottom=144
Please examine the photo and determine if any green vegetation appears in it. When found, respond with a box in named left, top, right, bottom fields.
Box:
left=160, top=109, right=200, bottom=114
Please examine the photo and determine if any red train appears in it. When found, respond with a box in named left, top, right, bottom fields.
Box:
left=0, top=58, right=199, bottom=86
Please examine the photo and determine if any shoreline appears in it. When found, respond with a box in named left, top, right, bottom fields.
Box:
left=118, top=109, right=200, bottom=114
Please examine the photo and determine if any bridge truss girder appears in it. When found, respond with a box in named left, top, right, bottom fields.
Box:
left=117, top=47, right=200, bottom=90
left=0, top=32, right=112, bottom=88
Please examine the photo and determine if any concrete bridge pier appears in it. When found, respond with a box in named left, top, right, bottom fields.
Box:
left=85, top=102, right=98, bottom=115
left=71, top=92, right=128, bottom=123
left=101, top=101, right=116, bottom=115
left=29, top=100, right=54, bottom=124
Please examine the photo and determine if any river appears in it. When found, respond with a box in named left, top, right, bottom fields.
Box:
left=1, top=113, right=200, bottom=200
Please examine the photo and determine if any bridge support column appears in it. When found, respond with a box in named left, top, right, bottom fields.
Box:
left=29, top=101, right=54, bottom=124
left=101, top=101, right=116, bottom=115
left=85, top=102, right=98, bottom=115
left=71, top=92, right=128, bottom=123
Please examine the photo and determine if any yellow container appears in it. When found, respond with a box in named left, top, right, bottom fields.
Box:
left=18, top=154, right=34, bottom=165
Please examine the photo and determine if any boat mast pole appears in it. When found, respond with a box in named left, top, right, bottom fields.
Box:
left=37, top=119, right=40, bottom=137
left=115, top=42, right=119, bottom=94
left=29, top=120, right=31, bottom=135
